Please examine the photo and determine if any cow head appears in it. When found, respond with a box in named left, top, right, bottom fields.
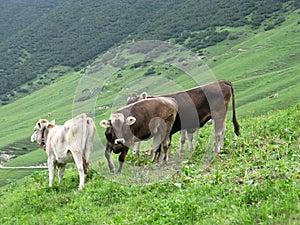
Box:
left=100, top=113, right=136, bottom=146
left=31, top=119, right=55, bottom=149
left=126, top=92, right=148, bottom=105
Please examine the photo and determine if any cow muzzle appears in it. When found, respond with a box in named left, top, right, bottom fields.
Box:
left=115, top=138, right=125, bottom=145
left=30, top=135, right=36, bottom=142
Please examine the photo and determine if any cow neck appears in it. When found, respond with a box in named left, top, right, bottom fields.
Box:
left=41, top=126, right=47, bottom=150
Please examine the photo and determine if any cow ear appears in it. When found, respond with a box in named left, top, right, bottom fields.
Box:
left=126, top=116, right=136, bottom=125
left=47, top=123, right=55, bottom=129
left=100, top=120, right=111, bottom=128
left=140, top=92, right=148, bottom=99
left=50, top=120, right=55, bottom=125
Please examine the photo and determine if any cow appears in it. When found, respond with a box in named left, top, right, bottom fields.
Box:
left=127, top=98, right=211, bottom=156
left=127, top=80, right=240, bottom=155
left=30, top=113, right=95, bottom=190
left=127, top=93, right=200, bottom=156
left=99, top=97, right=178, bottom=174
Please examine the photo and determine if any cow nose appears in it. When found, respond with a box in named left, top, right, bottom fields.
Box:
left=115, top=138, right=125, bottom=145
left=30, top=135, right=36, bottom=142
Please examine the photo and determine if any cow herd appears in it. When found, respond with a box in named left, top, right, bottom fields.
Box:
left=30, top=80, right=240, bottom=189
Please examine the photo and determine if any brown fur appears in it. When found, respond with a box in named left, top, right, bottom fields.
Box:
left=128, top=80, right=240, bottom=154
left=101, top=97, right=177, bottom=173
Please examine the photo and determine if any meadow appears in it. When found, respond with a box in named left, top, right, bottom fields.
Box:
left=0, top=103, right=299, bottom=224
left=0, top=8, right=299, bottom=225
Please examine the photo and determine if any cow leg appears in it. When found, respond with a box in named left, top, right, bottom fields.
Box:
left=58, top=164, right=66, bottom=184
left=47, top=158, right=55, bottom=187
left=133, top=142, right=140, bottom=157
left=187, top=130, right=194, bottom=151
left=117, top=147, right=129, bottom=174
left=157, top=138, right=170, bottom=165
left=156, top=144, right=165, bottom=165
left=82, top=155, right=89, bottom=177
left=179, top=130, right=186, bottom=155
left=71, top=151, right=85, bottom=190
left=105, top=143, right=115, bottom=173
left=83, top=135, right=93, bottom=177
left=151, top=135, right=162, bottom=162
left=214, top=118, right=226, bottom=154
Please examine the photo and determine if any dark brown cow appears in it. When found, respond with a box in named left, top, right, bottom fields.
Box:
left=100, top=97, right=177, bottom=173
left=127, top=80, right=240, bottom=155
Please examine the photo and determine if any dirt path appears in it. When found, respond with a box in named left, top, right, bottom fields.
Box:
left=0, top=165, right=48, bottom=169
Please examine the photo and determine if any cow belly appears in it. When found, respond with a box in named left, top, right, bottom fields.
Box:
left=55, top=150, right=74, bottom=164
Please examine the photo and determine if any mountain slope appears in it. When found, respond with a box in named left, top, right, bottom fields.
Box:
left=0, top=8, right=299, bottom=167
left=0, top=0, right=63, bottom=42
left=0, top=0, right=298, bottom=98
left=0, top=103, right=299, bottom=224
left=207, top=9, right=300, bottom=116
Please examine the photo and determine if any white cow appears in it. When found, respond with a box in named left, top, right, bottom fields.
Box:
left=31, top=113, right=95, bottom=190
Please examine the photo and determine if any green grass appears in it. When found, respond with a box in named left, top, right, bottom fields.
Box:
left=0, top=8, right=299, bottom=224
left=0, top=103, right=299, bottom=224
left=206, top=9, right=300, bottom=116
left=0, top=8, right=299, bottom=180
left=0, top=72, right=80, bottom=150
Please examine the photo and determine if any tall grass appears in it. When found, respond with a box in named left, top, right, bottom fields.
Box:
left=0, top=103, right=299, bottom=224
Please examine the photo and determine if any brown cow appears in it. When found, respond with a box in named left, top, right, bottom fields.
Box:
left=100, top=97, right=177, bottom=173
left=128, top=94, right=211, bottom=156
left=127, top=80, right=240, bottom=155
left=128, top=98, right=210, bottom=156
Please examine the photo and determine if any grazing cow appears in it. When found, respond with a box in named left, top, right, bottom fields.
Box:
left=127, top=97, right=211, bottom=156
left=30, top=113, right=95, bottom=190
left=127, top=80, right=240, bottom=154
left=100, top=97, right=177, bottom=173
left=127, top=93, right=200, bottom=157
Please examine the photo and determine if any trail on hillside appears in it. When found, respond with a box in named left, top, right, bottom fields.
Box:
left=0, top=165, right=47, bottom=169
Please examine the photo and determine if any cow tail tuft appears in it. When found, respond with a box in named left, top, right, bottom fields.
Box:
left=229, top=82, right=240, bottom=136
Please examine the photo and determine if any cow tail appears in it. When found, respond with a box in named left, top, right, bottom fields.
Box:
left=230, top=82, right=240, bottom=136
left=81, top=114, right=88, bottom=152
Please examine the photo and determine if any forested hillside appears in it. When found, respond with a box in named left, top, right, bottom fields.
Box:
left=0, top=2, right=299, bottom=223
left=0, top=0, right=299, bottom=101
left=0, top=0, right=63, bottom=42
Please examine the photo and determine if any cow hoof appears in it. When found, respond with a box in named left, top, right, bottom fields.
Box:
left=214, top=150, right=220, bottom=155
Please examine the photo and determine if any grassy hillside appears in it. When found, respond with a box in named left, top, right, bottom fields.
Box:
left=0, top=8, right=299, bottom=184
left=0, top=103, right=299, bottom=224
left=1, top=0, right=298, bottom=98
left=207, top=9, right=300, bottom=116
left=0, top=6, right=298, bottom=225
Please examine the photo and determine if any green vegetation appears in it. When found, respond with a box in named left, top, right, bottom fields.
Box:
left=0, top=104, right=299, bottom=224
left=0, top=7, right=299, bottom=181
left=0, top=71, right=80, bottom=168
left=0, top=1, right=299, bottom=224
left=1, top=0, right=298, bottom=98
